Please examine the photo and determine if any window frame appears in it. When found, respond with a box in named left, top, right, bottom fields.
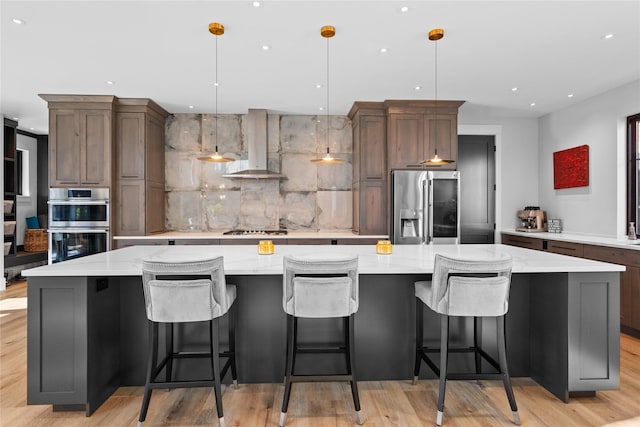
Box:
left=626, top=113, right=640, bottom=236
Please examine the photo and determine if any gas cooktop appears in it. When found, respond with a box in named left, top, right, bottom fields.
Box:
left=222, top=229, right=288, bottom=236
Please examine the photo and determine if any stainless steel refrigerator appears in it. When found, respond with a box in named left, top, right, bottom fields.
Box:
left=391, top=170, right=460, bottom=244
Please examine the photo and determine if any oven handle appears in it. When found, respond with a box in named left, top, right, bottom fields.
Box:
left=48, top=200, right=109, bottom=205
left=48, top=228, right=109, bottom=233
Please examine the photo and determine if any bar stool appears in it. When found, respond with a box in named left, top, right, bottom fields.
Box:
left=413, top=254, right=520, bottom=426
left=279, top=255, right=363, bottom=426
left=138, top=256, right=237, bottom=427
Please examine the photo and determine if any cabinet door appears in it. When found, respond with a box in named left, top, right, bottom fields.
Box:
left=359, top=181, right=387, bottom=235
left=360, top=115, right=386, bottom=179
left=79, top=110, right=111, bottom=186
left=620, top=266, right=640, bottom=330
left=117, top=112, right=145, bottom=179
left=146, top=114, right=165, bottom=183
left=388, top=114, right=421, bottom=169
left=501, top=233, right=544, bottom=250
left=547, top=241, right=584, bottom=257
left=49, top=109, right=81, bottom=185
left=117, top=180, right=145, bottom=235
left=352, top=182, right=360, bottom=233
left=423, top=113, right=457, bottom=169
left=146, top=181, right=165, bottom=234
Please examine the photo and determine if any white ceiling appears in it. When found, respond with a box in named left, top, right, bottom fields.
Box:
left=2, top=0, right=639, bottom=134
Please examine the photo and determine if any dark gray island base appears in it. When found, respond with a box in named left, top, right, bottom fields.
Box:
left=24, top=245, right=621, bottom=415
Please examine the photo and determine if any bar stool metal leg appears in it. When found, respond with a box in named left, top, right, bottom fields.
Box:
left=229, top=303, right=238, bottom=388
left=346, top=314, right=363, bottom=425
left=497, top=316, right=520, bottom=425
left=436, top=314, right=449, bottom=426
left=139, top=322, right=159, bottom=424
left=209, top=318, right=225, bottom=427
left=473, top=317, right=482, bottom=374
left=413, top=299, right=424, bottom=384
left=280, top=314, right=295, bottom=427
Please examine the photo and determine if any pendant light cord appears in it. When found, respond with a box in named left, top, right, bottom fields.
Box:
left=434, top=38, right=438, bottom=156
left=215, top=34, right=219, bottom=152
left=326, top=34, right=330, bottom=153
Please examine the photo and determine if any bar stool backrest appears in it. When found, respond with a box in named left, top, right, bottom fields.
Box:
left=283, top=256, right=359, bottom=318
left=431, top=254, right=513, bottom=317
left=142, top=256, right=230, bottom=323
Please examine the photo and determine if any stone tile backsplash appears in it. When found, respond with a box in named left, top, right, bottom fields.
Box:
left=165, top=113, right=352, bottom=232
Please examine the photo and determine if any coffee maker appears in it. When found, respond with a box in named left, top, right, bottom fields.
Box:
left=516, top=206, right=548, bottom=232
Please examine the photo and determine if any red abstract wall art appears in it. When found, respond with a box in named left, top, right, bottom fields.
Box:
left=553, top=144, right=589, bottom=189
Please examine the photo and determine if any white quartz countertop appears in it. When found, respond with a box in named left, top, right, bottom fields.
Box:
left=501, top=230, right=640, bottom=250
left=22, top=244, right=624, bottom=277
left=114, top=231, right=388, bottom=240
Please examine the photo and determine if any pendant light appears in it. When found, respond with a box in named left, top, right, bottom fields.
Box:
left=311, top=25, right=344, bottom=164
left=198, top=22, right=234, bottom=163
left=421, top=28, right=454, bottom=165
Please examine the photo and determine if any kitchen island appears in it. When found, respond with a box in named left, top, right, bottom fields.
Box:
left=23, top=244, right=623, bottom=415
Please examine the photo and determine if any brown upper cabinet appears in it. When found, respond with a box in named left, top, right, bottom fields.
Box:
left=385, top=100, right=464, bottom=171
left=349, top=102, right=387, bottom=183
left=40, top=94, right=169, bottom=238
left=41, top=95, right=116, bottom=187
left=348, top=102, right=388, bottom=235
left=115, top=99, right=169, bottom=236
left=348, top=100, right=464, bottom=235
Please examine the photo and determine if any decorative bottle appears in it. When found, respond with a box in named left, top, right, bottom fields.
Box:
left=629, top=222, right=637, bottom=240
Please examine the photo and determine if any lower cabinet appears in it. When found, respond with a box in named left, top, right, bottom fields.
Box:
left=501, top=233, right=544, bottom=250
left=27, top=277, right=120, bottom=415
left=502, top=233, right=640, bottom=335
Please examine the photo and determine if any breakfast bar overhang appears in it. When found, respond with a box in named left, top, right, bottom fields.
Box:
left=22, top=244, right=623, bottom=416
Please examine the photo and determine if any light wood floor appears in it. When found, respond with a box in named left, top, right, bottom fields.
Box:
left=2, top=280, right=640, bottom=427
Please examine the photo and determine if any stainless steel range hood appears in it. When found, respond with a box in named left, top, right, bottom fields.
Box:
left=222, top=109, right=285, bottom=179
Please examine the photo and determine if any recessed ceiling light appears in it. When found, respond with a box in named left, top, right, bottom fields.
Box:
left=319, top=107, right=324, bottom=111
left=530, top=102, right=536, bottom=107
left=12, top=117, right=19, bottom=121
left=511, top=87, right=518, bottom=92
left=253, top=1, right=261, bottom=7
left=12, top=18, right=25, bottom=25
left=603, top=33, right=614, bottom=40
left=414, top=86, right=422, bottom=91
left=213, top=82, right=220, bottom=87
left=316, top=84, right=323, bottom=89
left=106, top=80, right=115, bottom=85
left=188, top=105, right=195, bottom=109
left=29, top=127, right=34, bottom=131
left=262, top=45, right=271, bottom=51
left=400, top=6, right=409, bottom=12
left=567, top=94, right=574, bottom=98
left=380, top=48, right=388, bottom=53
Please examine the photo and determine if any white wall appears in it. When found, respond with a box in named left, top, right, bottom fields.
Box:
left=538, top=79, right=640, bottom=238
left=459, top=104, right=539, bottom=232
left=16, top=133, right=38, bottom=245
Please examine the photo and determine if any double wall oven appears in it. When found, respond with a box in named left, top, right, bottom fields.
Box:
left=48, top=188, right=110, bottom=264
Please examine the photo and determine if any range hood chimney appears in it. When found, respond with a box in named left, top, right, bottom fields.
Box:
left=222, top=109, right=285, bottom=179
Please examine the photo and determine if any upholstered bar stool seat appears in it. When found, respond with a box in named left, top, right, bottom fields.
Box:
left=414, top=254, right=520, bottom=426
left=279, top=255, right=363, bottom=426
left=138, top=256, right=238, bottom=427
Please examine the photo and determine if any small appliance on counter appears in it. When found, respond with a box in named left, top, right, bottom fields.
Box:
left=516, top=206, right=548, bottom=232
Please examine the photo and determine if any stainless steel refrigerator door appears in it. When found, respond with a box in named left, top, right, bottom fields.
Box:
left=427, top=171, right=460, bottom=244
left=391, top=170, right=429, bottom=244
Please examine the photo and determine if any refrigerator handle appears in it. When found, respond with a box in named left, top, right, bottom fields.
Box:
left=422, top=179, right=429, bottom=244
left=425, top=179, right=432, bottom=244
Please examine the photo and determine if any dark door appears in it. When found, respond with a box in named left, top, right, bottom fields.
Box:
left=458, top=135, right=496, bottom=244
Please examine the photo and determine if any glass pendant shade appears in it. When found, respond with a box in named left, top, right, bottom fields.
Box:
left=310, top=147, right=345, bottom=164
